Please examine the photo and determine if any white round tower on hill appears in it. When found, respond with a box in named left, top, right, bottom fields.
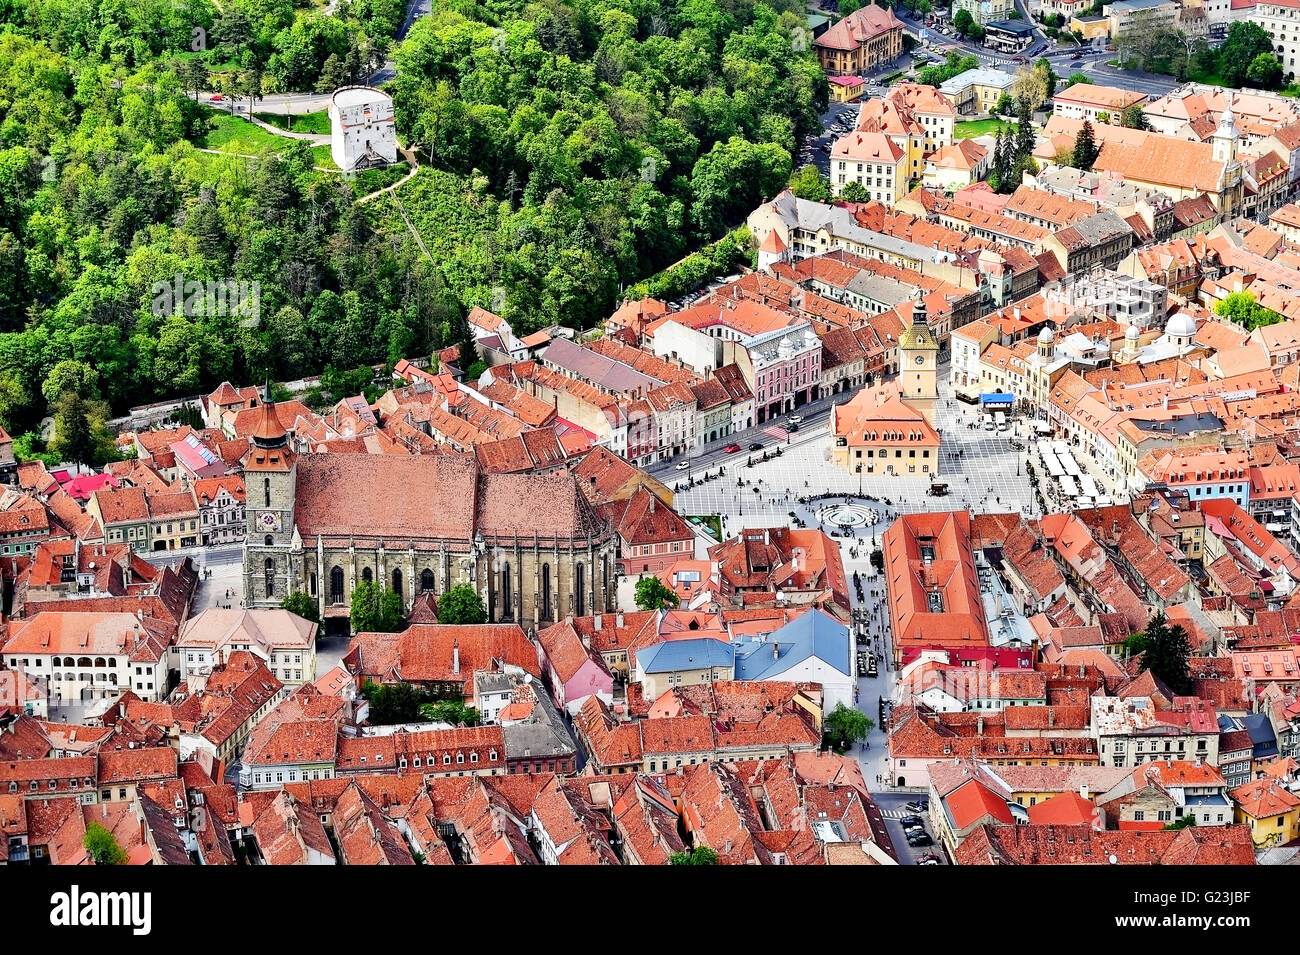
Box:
left=329, top=86, right=398, bottom=172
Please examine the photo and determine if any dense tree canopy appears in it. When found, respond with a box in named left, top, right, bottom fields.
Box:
left=0, top=0, right=823, bottom=431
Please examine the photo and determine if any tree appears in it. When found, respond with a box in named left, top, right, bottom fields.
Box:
left=1214, top=291, right=1283, bottom=331
left=49, top=393, right=115, bottom=467
left=1015, top=99, right=1036, bottom=164
left=1121, top=104, right=1149, bottom=130
left=360, top=680, right=438, bottom=724
left=1063, top=73, right=1091, bottom=90
left=670, top=846, right=719, bottom=865
left=1036, top=58, right=1059, bottom=100
left=1072, top=119, right=1099, bottom=171
left=420, top=699, right=481, bottom=726
left=1134, top=611, right=1192, bottom=695
left=839, top=181, right=871, bottom=202
left=84, top=822, right=128, bottom=865
left=349, top=580, right=405, bottom=633
left=437, top=583, right=487, bottom=625
left=0, top=372, right=25, bottom=432
left=282, top=591, right=321, bottom=625
left=788, top=165, right=832, bottom=203
left=953, top=8, right=975, bottom=38
left=635, top=575, right=680, bottom=611
left=994, top=92, right=1015, bottom=115
left=41, top=360, right=99, bottom=405
left=1219, top=22, right=1276, bottom=88
left=824, top=702, right=874, bottom=752
left=1247, top=52, right=1284, bottom=90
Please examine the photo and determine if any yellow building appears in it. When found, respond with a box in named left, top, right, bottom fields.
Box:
left=1071, top=14, right=1112, bottom=40
left=829, top=75, right=865, bottom=104
left=1230, top=778, right=1300, bottom=847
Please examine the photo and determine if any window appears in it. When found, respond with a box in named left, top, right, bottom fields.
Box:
left=1133, top=810, right=1144, bottom=821
left=541, top=564, right=552, bottom=620
left=330, top=566, right=345, bottom=603
left=264, top=558, right=275, bottom=597
left=392, top=568, right=403, bottom=598
left=264, top=477, right=271, bottom=509
left=361, top=566, right=372, bottom=585
left=421, top=568, right=435, bottom=592
left=500, top=562, right=512, bottom=619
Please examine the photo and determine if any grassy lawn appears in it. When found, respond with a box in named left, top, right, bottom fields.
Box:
left=311, top=144, right=339, bottom=169
left=200, top=108, right=291, bottom=154
left=255, top=110, right=332, bottom=135
left=955, top=119, right=1010, bottom=139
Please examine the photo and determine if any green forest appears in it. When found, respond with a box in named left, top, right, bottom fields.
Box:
left=0, top=0, right=823, bottom=450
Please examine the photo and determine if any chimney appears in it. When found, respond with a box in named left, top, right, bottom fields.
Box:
left=1080, top=783, right=1089, bottom=800
left=1048, top=709, right=1055, bottom=728
left=977, top=716, right=984, bottom=735
left=616, top=612, right=624, bottom=628
left=649, top=496, right=656, bottom=513
left=453, top=639, right=460, bottom=675
left=772, top=642, right=780, bottom=661
left=594, top=614, right=603, bottom=631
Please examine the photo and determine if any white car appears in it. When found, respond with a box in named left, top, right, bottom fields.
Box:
left=675, top=461, right=690, bottom=470
left=788, top=415, right=803, bottom=424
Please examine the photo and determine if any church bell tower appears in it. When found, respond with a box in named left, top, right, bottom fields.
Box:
left=899, top=291, right=939, bottom=427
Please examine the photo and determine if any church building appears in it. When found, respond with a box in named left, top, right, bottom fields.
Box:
left=241, top=396, right=616, bottom=633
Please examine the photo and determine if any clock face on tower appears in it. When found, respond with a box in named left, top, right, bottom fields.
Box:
left=915, top=355, right=926, bottom=365
left=259, top=512, right=279, bottom=531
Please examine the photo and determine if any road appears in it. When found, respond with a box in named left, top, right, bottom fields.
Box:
left=643, top=390, right=845, bottom=478
left=894, top=6, right=1181, bottom=98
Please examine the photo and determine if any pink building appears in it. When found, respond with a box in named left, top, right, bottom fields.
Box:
left=535, top=619, right=615, bottom=714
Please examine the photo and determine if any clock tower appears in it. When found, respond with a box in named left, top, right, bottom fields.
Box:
left=899, top=291, right=939, bottom=427
left=243, top=389, right=298, bottom=607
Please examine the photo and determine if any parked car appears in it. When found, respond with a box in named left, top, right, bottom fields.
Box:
left=787, top=422, right=799, bottom=433
left=900, top=815, right=925, bottom=827
left=916, top=853, right=942, bottom=865
left=905, top=799, right=929, bottom=814
left=907, top=832, right=934, bottom=847
left=723, top=443, right=742, bottom=454
left=211, top=93, right=224, bottom=101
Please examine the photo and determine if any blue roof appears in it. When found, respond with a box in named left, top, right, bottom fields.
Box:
left=981, top=393, right=1014, bottom=404
left=732, top=609, right=852, bottom=682
left=1244, top=713, right=1279, bottom=758
left=637, top=639, right=734, bottom=674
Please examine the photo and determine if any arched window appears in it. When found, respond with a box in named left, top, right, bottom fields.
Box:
left=362, top=567, right=373, bottom=585
left=392, top=569, right=403, bottom=598
left=264, top=478, right=271, bottom=509
left=309, top=572, right=317, bottom=597
left=265, top=535, right=273, bottom=547
left=93, top=657, right=106, bottom=668
left=602, top=556, right=610, bottom=608
left=264, top=558, right=275, bottom=597
left=501, top=563, right=512, bottom=620
left=330, top=567, right=344, bottom=604
left=575, top=563, right=585, bottom=617
left=541, top=564, right=552, bottom=621
left=420, top=568, right=435, bottom=592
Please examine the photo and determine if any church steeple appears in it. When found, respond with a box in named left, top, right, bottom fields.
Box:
left=899, top=291, right=938, bottom=427
left=251, top=380, right=288, bottom=451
